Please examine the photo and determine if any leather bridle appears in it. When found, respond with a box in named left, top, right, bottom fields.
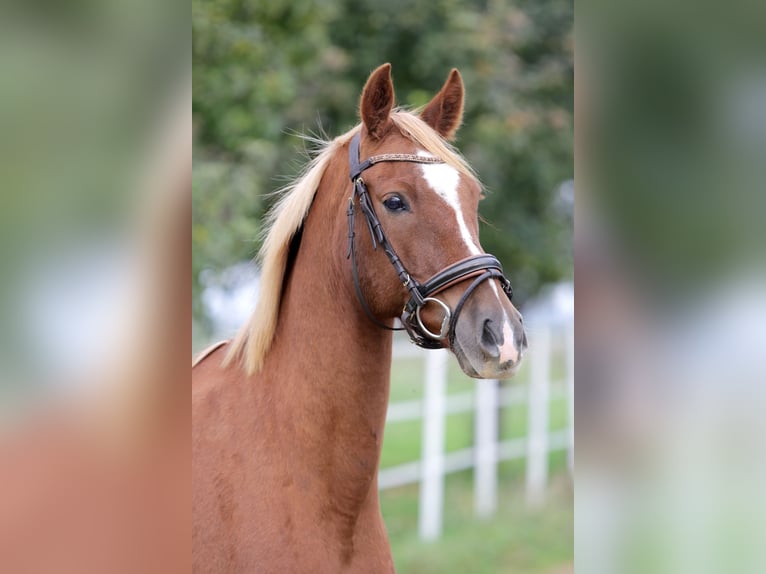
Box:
left=346, top=132, right=514, bottom=349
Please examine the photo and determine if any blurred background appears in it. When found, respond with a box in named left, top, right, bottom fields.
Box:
left=0, top=0, right=188, bottom=411
left=193, top=0, right=573, bottom=572
left=577, top=0, right=766, bottom=572
left=0, top=1, right=189, bottom=572
left=2, top=0, right=765, bottom=570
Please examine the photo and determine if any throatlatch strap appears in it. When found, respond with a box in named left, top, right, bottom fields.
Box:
left=347, top=193, right=399, bottom=332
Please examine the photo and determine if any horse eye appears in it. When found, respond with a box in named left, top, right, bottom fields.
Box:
left=382, top=195, right=408, bottom=212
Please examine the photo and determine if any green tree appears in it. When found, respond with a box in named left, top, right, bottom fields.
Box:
left=193, top=0, right=573, bottom=337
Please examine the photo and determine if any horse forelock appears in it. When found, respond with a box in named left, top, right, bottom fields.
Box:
left=389, top=111, right=477, bottom=182
left=223, top=111, right=474, bottom=374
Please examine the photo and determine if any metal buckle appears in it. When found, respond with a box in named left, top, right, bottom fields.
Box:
left=415, top=297, right=451, bottom=340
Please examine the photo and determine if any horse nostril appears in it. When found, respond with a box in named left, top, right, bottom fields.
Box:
left=480, top=319, right=501, bottom=358
left=520, top=330, right=528, bottom=350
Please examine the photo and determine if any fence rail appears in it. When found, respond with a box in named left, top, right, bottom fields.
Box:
left=378, top=319, right=574, bottom=541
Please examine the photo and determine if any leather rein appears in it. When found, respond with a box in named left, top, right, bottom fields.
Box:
left=346, top=132, right=513, bottom=349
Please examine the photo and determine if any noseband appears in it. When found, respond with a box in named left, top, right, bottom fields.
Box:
left=346, top=132, right=513, bottom=349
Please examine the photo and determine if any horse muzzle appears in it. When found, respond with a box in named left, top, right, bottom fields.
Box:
left=450, top=300, right=527, bottom=379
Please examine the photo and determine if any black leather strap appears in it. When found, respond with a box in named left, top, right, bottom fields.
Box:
left=417, top=255, right=505, bottom=298
left=348, top=132, right=371, bottom=183
left=347, top=195, right=399, bottom=331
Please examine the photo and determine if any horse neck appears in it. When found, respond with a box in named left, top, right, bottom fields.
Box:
left=260, top=151, right=393, bottom=519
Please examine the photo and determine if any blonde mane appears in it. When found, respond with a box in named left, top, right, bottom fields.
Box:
left=224, top=110, right=476, bottom=374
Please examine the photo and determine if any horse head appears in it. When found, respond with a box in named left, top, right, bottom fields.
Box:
left=349, top=64, right=527, bottom=379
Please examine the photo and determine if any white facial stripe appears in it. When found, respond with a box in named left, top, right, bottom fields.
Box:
left=499, top=319, right=519, bottom=364
left=489, top=280, right=519, bottom=363
left=418, top=157, right=481, bottom=256
left=488, top=280, right=505, bottom=308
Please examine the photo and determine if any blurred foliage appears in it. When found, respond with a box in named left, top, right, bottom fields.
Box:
left=584, top=0, right=766, bottom=298
left=0, top=0, right=188, bottom=381
left=192, top=0, right=573, bottom=331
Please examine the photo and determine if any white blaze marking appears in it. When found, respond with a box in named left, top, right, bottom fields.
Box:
left=489, top=280, right=519, bottom=363
left=488, top=280, right=504, bottom=305
left=498, top=319, right=519, bottom=364
left=418, top=155, right=481, bottom=255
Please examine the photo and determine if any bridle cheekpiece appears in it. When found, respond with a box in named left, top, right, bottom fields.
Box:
left=346, top=131, right=513, bottom=349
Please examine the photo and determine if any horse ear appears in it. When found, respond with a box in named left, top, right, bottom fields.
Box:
left=360, top=63, right=395, bottom=139
left=420, top=69, right=465, bottom=141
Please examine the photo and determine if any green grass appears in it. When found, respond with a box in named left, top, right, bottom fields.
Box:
left=380, top=350, right=573, bottom=573
left=382, top=469, right=573, bottom=574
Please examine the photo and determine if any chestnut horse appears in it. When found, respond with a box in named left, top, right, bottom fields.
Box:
left=192, top=64, right=527, bottom=573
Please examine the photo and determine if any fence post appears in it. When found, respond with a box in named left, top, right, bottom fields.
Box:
left=419, top=348, right=448, bottom=540
left=526, top=325, right=551, bottom=508
left=566, top=322, right=574, bottom=475
left=474, top=378, right=499, bottom=518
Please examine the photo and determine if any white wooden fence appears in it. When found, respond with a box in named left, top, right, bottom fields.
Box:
left=378, top=319, right=574, bottom=541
